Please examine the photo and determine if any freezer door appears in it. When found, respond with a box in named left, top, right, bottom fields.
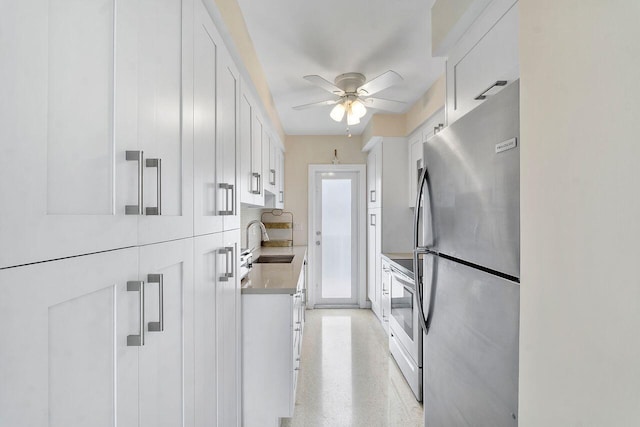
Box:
left=423, top=81, right=519, bottom=278
left=423, top=255, right=519, bottom=427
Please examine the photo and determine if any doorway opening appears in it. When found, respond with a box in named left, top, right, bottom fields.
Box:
left=308, top=165, right=366, bottom=308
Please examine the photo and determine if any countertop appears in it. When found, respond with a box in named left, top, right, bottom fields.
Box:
left=241, top=246, right=307, bottom=295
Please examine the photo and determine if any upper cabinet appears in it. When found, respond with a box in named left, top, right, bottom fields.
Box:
left=193, top=2, right=240, bottom=236
left=239, top=90, right=264, bottom=206
left=367, top=143, right=382, bottom=209
left=407, top=108, right=445, bottom=208
left=0, top=0, right=193, bottom=268
left=443, top=0, right=519, bottom=125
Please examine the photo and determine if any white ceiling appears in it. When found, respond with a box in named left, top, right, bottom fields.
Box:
left=236, top=0, right=445, bottom=136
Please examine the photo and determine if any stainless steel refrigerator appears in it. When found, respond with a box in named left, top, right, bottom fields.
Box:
left=413, top=81, right=520, bottom=426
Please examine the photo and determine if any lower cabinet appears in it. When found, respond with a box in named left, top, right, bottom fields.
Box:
left=242, top=262, right=306, bottom=427
left=194, top=230, right=241, bottom=427
left=0, top=233, right=244, bottom=427
left=0, top=239, right=194, bottom=427
left=368, top=208, right=382, bottom=318
left=381, top=258, right=392, bottom=331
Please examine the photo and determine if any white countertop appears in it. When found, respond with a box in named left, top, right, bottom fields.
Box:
left=241, top=246, right=307, bottom=295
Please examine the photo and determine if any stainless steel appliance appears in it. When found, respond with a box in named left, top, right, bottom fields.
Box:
left=388, top=261, right=422, bottom=400
left=414, top=81, right=520, bottom=426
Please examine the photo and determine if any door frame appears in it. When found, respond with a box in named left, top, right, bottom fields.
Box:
left=308, top=164, right=367, bottom=308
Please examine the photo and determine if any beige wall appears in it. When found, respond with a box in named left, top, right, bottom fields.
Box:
left=519, top=1, right=640, bottom=424
left=405, top=74, right=446, bottom=135
left=212, top=0, right=285, bottom=141
left=284, top=135, right=367, bottom=245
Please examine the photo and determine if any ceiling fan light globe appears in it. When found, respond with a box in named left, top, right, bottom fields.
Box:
left=330, top=103, right=346, bottom=122
left=351, top=99, right=367, bottom=118
left=347, top=111, right=360, bottom=126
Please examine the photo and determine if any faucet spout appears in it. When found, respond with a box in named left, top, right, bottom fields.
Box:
left=246, top=220, right=270, bottom=252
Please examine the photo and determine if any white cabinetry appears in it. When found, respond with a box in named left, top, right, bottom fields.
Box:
left=365, top=138, right=413, bottom=322
left=445, top=0, right=519, bottom=125
left=194, top=230, right=241, bottom=427
left=193, top=2, right=239, bottom=235
left=368, top=209, right=382, bottom=316
left=381, top=258, right=392, bottom=331
left=0, top=0, right=194, bottom=268
left=242, top=257, right=307, bottom=427
left=137, top=0, right=194, bottom=246
left=408, top=108, right=445, bottom=208
left=276, top=147, right=285, bottom=208
left=239, top=90, right=264, bottom=206
left=0, top=238, right=194, bottom=427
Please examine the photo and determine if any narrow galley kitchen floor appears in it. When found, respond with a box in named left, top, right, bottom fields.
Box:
left=282, top=310, right=423, bottom=427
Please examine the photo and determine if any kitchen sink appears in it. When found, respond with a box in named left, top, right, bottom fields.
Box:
left=253, top=255, right=294, bottom=264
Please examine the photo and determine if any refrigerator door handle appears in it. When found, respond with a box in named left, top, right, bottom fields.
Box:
left=413, top=165, right=434, bottom=333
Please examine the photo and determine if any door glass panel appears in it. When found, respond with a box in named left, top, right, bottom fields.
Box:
left=321, top=179, right=352, bottom=299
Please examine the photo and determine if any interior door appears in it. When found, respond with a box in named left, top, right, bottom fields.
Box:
left=313, top=171, right=360, bottom=306
left=138, top=238, right=194, bottom=427
left=137, top=0, right=194, bottom=245
left=0, top=0, right=139, bottom=268
left=0, top=247, right=139, bottom=427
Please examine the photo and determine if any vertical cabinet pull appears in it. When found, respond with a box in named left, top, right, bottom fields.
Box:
left=145, top=158, right=162, bottom=215
left=370, top=189, right=376, bottom=203
left=218, top=184, right=235, bottom=215
left=251, top=172, right=261, bottom=194
left=127, top=280, right=145, bottom=346
left=279, top=190, right=284, bottom=203
left=125, top=150, right=144, bottom=215
left=218, top=248, right=229, bottom=281
left=370, top=213, right=376, bottom=226
left=270, top=169, right=276, bottom=185
left=225, top=246, right=234, bottom=278
left=147, top=274, right=164, bottom=332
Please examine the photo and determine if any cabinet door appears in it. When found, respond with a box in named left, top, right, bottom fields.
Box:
left=408, top=137, right=423, bottom=208
left=138, top=238, right=194, bottom=427
left=240, top=91, right=257, bottom=205
left=137, top=0, right=194, bottom=245
left=445, top=2, right=519, bottom=125
left=276, top=148, right=285, bottom=208
left=217, top=230, right=241, bottom=426
left=218, top=49, right=240, bottom=231
left=252, top=110, right=264, bottom=204
left=0, top=0, right=139, bottom=268
left=368, top=210, right=380, bottom=315
left=366, top=144, right=382, bottom=209
left=263, top=133, right=274, bottom=195
left=0, top=247, right=139, bottom=427
left=381, top=260, right=392, bottom=327
left=193, top=232, right=223, bottom=426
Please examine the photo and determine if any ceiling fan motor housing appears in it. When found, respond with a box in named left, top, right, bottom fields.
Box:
left=334, top=72, right=366, bottom=94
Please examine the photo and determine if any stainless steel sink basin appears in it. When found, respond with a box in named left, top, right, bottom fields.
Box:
left=254, top=255, right=294, bottom=264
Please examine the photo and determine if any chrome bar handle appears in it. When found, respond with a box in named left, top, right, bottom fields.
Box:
left=370, top=189, right=376, bottom=203
left=270, top=169, right=276, bottom=185
left=147, top=274, right=164, bottom=332
left=127, top=280, right=145, bottom=346
left=228, top=184, right=236, bottom=215
left=218, top=183, right=229, bottom=215
left=225, top=246, right=234, bottom=278
left=475, top=80, right=507, bottom=100
left=251, top=172, right=261, bottom=194
left=370, top=213, right=376, bottom=226
left=145, top=158, right=162, bottom=215
left=279, top=190, right=284, bottom=203
left=125, top=150, right=144, bottom=215
left=218, top=248, right=229, bottom=282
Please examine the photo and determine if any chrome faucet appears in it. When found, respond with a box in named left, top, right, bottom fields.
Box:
left=246, top=220, right=270, bottom=252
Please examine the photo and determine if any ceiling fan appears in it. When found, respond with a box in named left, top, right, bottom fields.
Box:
left=293, top=71, right=406, bottom=126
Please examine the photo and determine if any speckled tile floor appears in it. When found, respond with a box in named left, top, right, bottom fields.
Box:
left=281, top=309, right=424, bottom=427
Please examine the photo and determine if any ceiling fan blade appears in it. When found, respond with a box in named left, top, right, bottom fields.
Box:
left=357, top=70, right=403, bottom=96
left=293, top=98, right=340, bottom=110
left=361, top=97, right=406, bottom=113
left=303, top=75, right=345, bottom=95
